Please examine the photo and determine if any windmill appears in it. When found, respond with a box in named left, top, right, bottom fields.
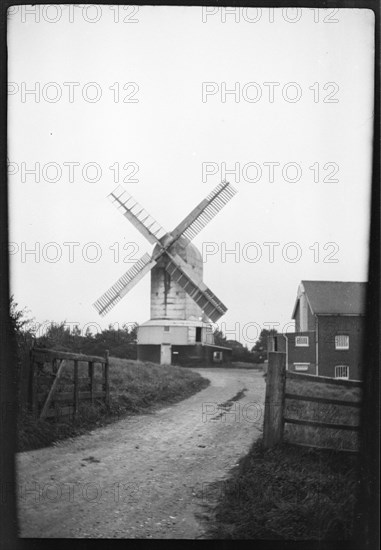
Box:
left=93, top=181, right=237, bottom=365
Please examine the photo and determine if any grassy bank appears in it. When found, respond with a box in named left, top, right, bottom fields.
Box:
left=206, top=439, right=358, bottom=540
left=18, top=357, right=209, bottom=452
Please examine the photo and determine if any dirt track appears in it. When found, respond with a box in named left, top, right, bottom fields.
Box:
left=17, top=368, right=265, bottom=539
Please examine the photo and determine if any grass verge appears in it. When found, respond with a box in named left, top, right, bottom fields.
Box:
left=205, top=438, right=358, bottom=540
left=18, top=357, right=209, bottom=452
left=184, top=362, right=262, bottom=369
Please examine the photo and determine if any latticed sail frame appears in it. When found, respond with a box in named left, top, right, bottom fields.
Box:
left=94, top=181, right=237, bottom=321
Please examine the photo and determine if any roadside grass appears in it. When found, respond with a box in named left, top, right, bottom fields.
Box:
left=206, top=438, right=358, bottom=540
left=18, top=357, right=209, bottom=452
left=230, top=362, right=263, bottom=369
left=185, top=362, right=262, bottom=369
left=204, top=376, right=361, bottom=539
left=284, top=377, right=362, bottom=451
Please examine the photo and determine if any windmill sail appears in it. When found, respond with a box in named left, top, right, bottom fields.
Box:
left=164, top=252, right=227, bottom=322
left=93, top=252, right=157, bottom=316
left=169, top=181, right=237, bottom=244
left=108, top=185, right=166, bottom=245
left=94, top=181, right=236, bottom=318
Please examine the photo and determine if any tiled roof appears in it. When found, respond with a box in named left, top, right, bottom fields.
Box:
left=292, top=281, right=367, bottom=317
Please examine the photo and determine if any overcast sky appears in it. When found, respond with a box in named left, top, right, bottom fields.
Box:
left=8, top=6, right=374, bottom=345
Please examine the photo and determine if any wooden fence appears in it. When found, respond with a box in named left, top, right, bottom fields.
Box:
left=28, top=347, right=110, bottom=421
left=263, top=352, right=362, bottom=451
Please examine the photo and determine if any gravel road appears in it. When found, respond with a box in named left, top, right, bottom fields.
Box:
left=17, top=368, right=265, bottom=539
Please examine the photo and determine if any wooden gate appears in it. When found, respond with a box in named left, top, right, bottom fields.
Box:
left=263, top=352, right=362, bottom=452
left=28, top=347, right=110, bottom=421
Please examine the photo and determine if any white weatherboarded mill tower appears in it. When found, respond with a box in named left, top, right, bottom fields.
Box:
left=94, top=182, right=237, bottom=365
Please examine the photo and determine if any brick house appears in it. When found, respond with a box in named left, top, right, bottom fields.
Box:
left=270, top=281, right=366, bottom=381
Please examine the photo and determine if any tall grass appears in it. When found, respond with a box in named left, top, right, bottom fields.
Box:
left=18, top=357, right=209, bottom=452
left=206, top=439, right=358, bottom=540
left=204, top=376, right=361, bottom=539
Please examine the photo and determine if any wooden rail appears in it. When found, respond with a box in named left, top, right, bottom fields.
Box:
left=283, top=417, right=361, bottom=432
left=37, top=391, right=106, bottom=401
left=29, top=347, right=110, bottom=421
left=286, top=370, right=363, bottom=388
left=284, top=392, right=362, bottom=408
left=39, top=359, right=66, bottom=419
left=286, top=442, right=359, bottom=454
left=31, top=348, right=108, bottom=364
left=263, top=352, right=362, bottom=451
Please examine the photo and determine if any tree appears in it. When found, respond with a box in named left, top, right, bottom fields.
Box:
left=213, top=328, right=253, bottom=363
left=226, top=339, right=253, bottom=363
left=251, top=328, right=278, bottom=363
left=213, top=329, right=228, bottom=347
left=37, top=321, right=80, bottom=351
left=10, top=295, right=35, bottom=355
left=81, top=322, right=138, bottom=358
left=10, top=295, right=34, bottom=337
left=9, top=296, right=35, bottom=402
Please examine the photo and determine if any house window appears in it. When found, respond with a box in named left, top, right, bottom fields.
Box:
left=195, top=327, right=202, bottom=342
left=335, top=365, right=349, bottom=379
left=335, top=335, right=349, bottom=350
left=164, top=326, right=170, bottom=332
left=295, top=336, right=309, bottom=347
left=294, top=363, right=310, bottom=371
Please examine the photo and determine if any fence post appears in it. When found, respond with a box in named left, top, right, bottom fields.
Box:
left=28, top=349, right=37, bottom=417
left=88, top=361, right=94, bottom=405
left=104, top=350, right=110, bottom=408
left=263, top=352, right=286, bottom=449
left=73, top=360, right=79, bottom=420
left=52, top=358, right=59, bottom=419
